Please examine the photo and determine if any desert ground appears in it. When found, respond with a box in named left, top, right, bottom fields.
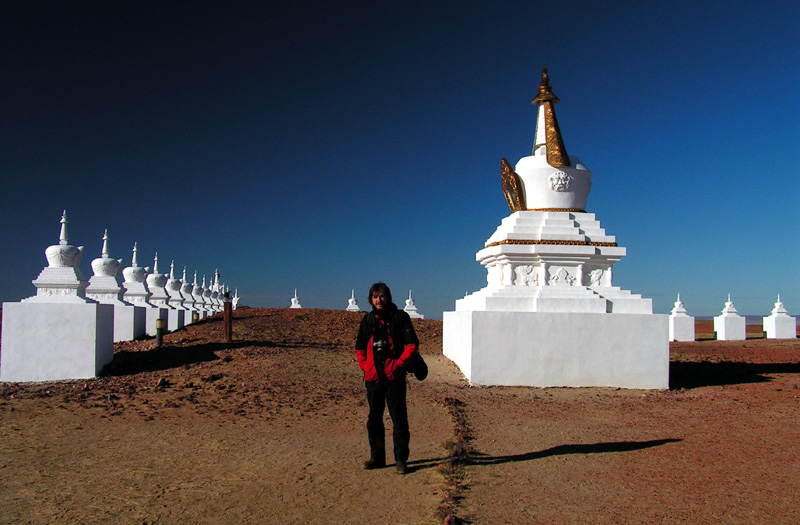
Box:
left=1, top=309, right=799, bottom=524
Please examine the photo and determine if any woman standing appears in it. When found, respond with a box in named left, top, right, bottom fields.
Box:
left=354, top=283, right=420, bottom=474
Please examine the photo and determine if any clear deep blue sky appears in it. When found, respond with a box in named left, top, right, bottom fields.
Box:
left=2, top=1, right=798, bottom=319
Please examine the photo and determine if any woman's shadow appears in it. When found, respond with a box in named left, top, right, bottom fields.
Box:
left=407, top=438, right=681, bottom=472
left=467, top=438, right=681, bottom=465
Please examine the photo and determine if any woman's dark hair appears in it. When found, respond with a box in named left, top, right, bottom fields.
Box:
left=368, top=282, right=392, bottom=306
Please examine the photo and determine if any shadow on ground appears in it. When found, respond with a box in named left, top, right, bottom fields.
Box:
left=102, top=336, right=352, bottom=377
left=669, top=361, right=800, bottom=390
left=102, top=340, right=266, bottom=376
left=468, top=438, right=682, bottom=466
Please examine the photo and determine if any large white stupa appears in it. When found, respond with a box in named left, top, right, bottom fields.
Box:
left=1, top=211, right=114, bottom=382
left=443, top=68, right=668, bottom=389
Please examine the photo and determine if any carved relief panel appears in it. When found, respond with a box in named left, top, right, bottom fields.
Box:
left=589, top=268, right=604, bottom=287
left=549, top=170, right=571, bottom=192
left=548, top=267, right=576, bottom=286
left=514, top=265, right=540, bottom=286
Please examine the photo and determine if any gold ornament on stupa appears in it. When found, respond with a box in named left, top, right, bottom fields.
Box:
left=531, top=66, right=570, bottom=168
left=501, top=158, right=526, bottom=212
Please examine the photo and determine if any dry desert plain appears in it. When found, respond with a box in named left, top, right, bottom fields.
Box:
left=1, top=308, right=799, bottom=524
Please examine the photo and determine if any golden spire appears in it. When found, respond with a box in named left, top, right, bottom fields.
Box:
left=532, top=67, right=570, bottom=167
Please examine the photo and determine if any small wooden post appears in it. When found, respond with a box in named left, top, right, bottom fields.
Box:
left=223, top=291, right=232, bottom=342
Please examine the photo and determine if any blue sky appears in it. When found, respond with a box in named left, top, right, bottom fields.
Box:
left=1, top=1, right=798, bottom=319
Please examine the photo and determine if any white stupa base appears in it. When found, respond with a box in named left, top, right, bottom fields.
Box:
left=167, top=295, right=188, bottom=326
left=165, top=307, right=185, bottom=332
left=183, top=308, right=200, bottom=324
left=86, top=290, right=145, bottom=342
left=714, top=314, right=745, bottom=341
left=669, top=314, right=695, bottom=342
left=1, top=302, right=114, bottom=382
left=192, top=307, right=207, bottom=320
left=443, top=310, right=669, bottom=389
left=763, top=315, right=796, bottom=339
left=144, top=306, right=169, bottom=336
left=113, top=302, right=146, bottom=342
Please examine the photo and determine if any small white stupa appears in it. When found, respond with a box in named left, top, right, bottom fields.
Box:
left=147, top=253, right=183, bottom=332
left=85, top=229, right=146, bottom=342
left=122, top=244, right=167, bottom=336
left=232, top=288, right=240, bottom=310
left=668, top=293, right=695, bottom=342
left=191, top=272, right=208, bottom=320
left=714, top=294, right=746, bottom=341
left=346, top=289, right=360, bottom=312
left=217, top=283, right=227, bottom=309
left=165, top=261, right=189, bottom=327
left=207, top=269, right=219, bottom=312
left=180, top=267, right=197, bottom=323
left=1, top=211, right=114, bottom=382
left=404, top=290, right=424, bottom=319
left=211, top=269, right=224, bottom=311
left=763, top=295, right=796, bottom=339
left=443, top=68, right=668, bottom=389
left=202, top=275, right=214, bottom=313
left=290, top=289, right=302, bottom=308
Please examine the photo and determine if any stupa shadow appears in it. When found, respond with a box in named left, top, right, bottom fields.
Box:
left=669, top=361, right=800, bottom=390
left=468, top=438, right=681, bottom=466
left=101, top=340, right=264, bottom=376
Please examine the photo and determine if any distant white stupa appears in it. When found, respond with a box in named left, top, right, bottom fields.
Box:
left=714, top=293, right=745, bottom=341
left=122, top=243, right=167, bottom=336
left=165, top=260, right=188, bottom=327
left=232, top=288, right=240, bottom=310
left=180, top=267, right=198, bottom=322
left=290, top=289, right=302, bottom=309
left=191, top=271, right=208, bottom=320
left=147, top=253, right=182, bottom=332
left=346, top=289, right=360, bottom=312
left=404, top=290, right=424, bottom=319
left=202, top=275, right=214, bottom=313
left=763, top=295, right=796, bottom=339
left=668, top=293, right=695, bottom=342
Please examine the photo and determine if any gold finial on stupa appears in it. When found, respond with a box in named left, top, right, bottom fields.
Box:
left=532, top=67, right=570, bottom=167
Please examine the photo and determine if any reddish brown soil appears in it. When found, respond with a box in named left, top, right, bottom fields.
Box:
left=1, top=309, right=799, bottom=524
